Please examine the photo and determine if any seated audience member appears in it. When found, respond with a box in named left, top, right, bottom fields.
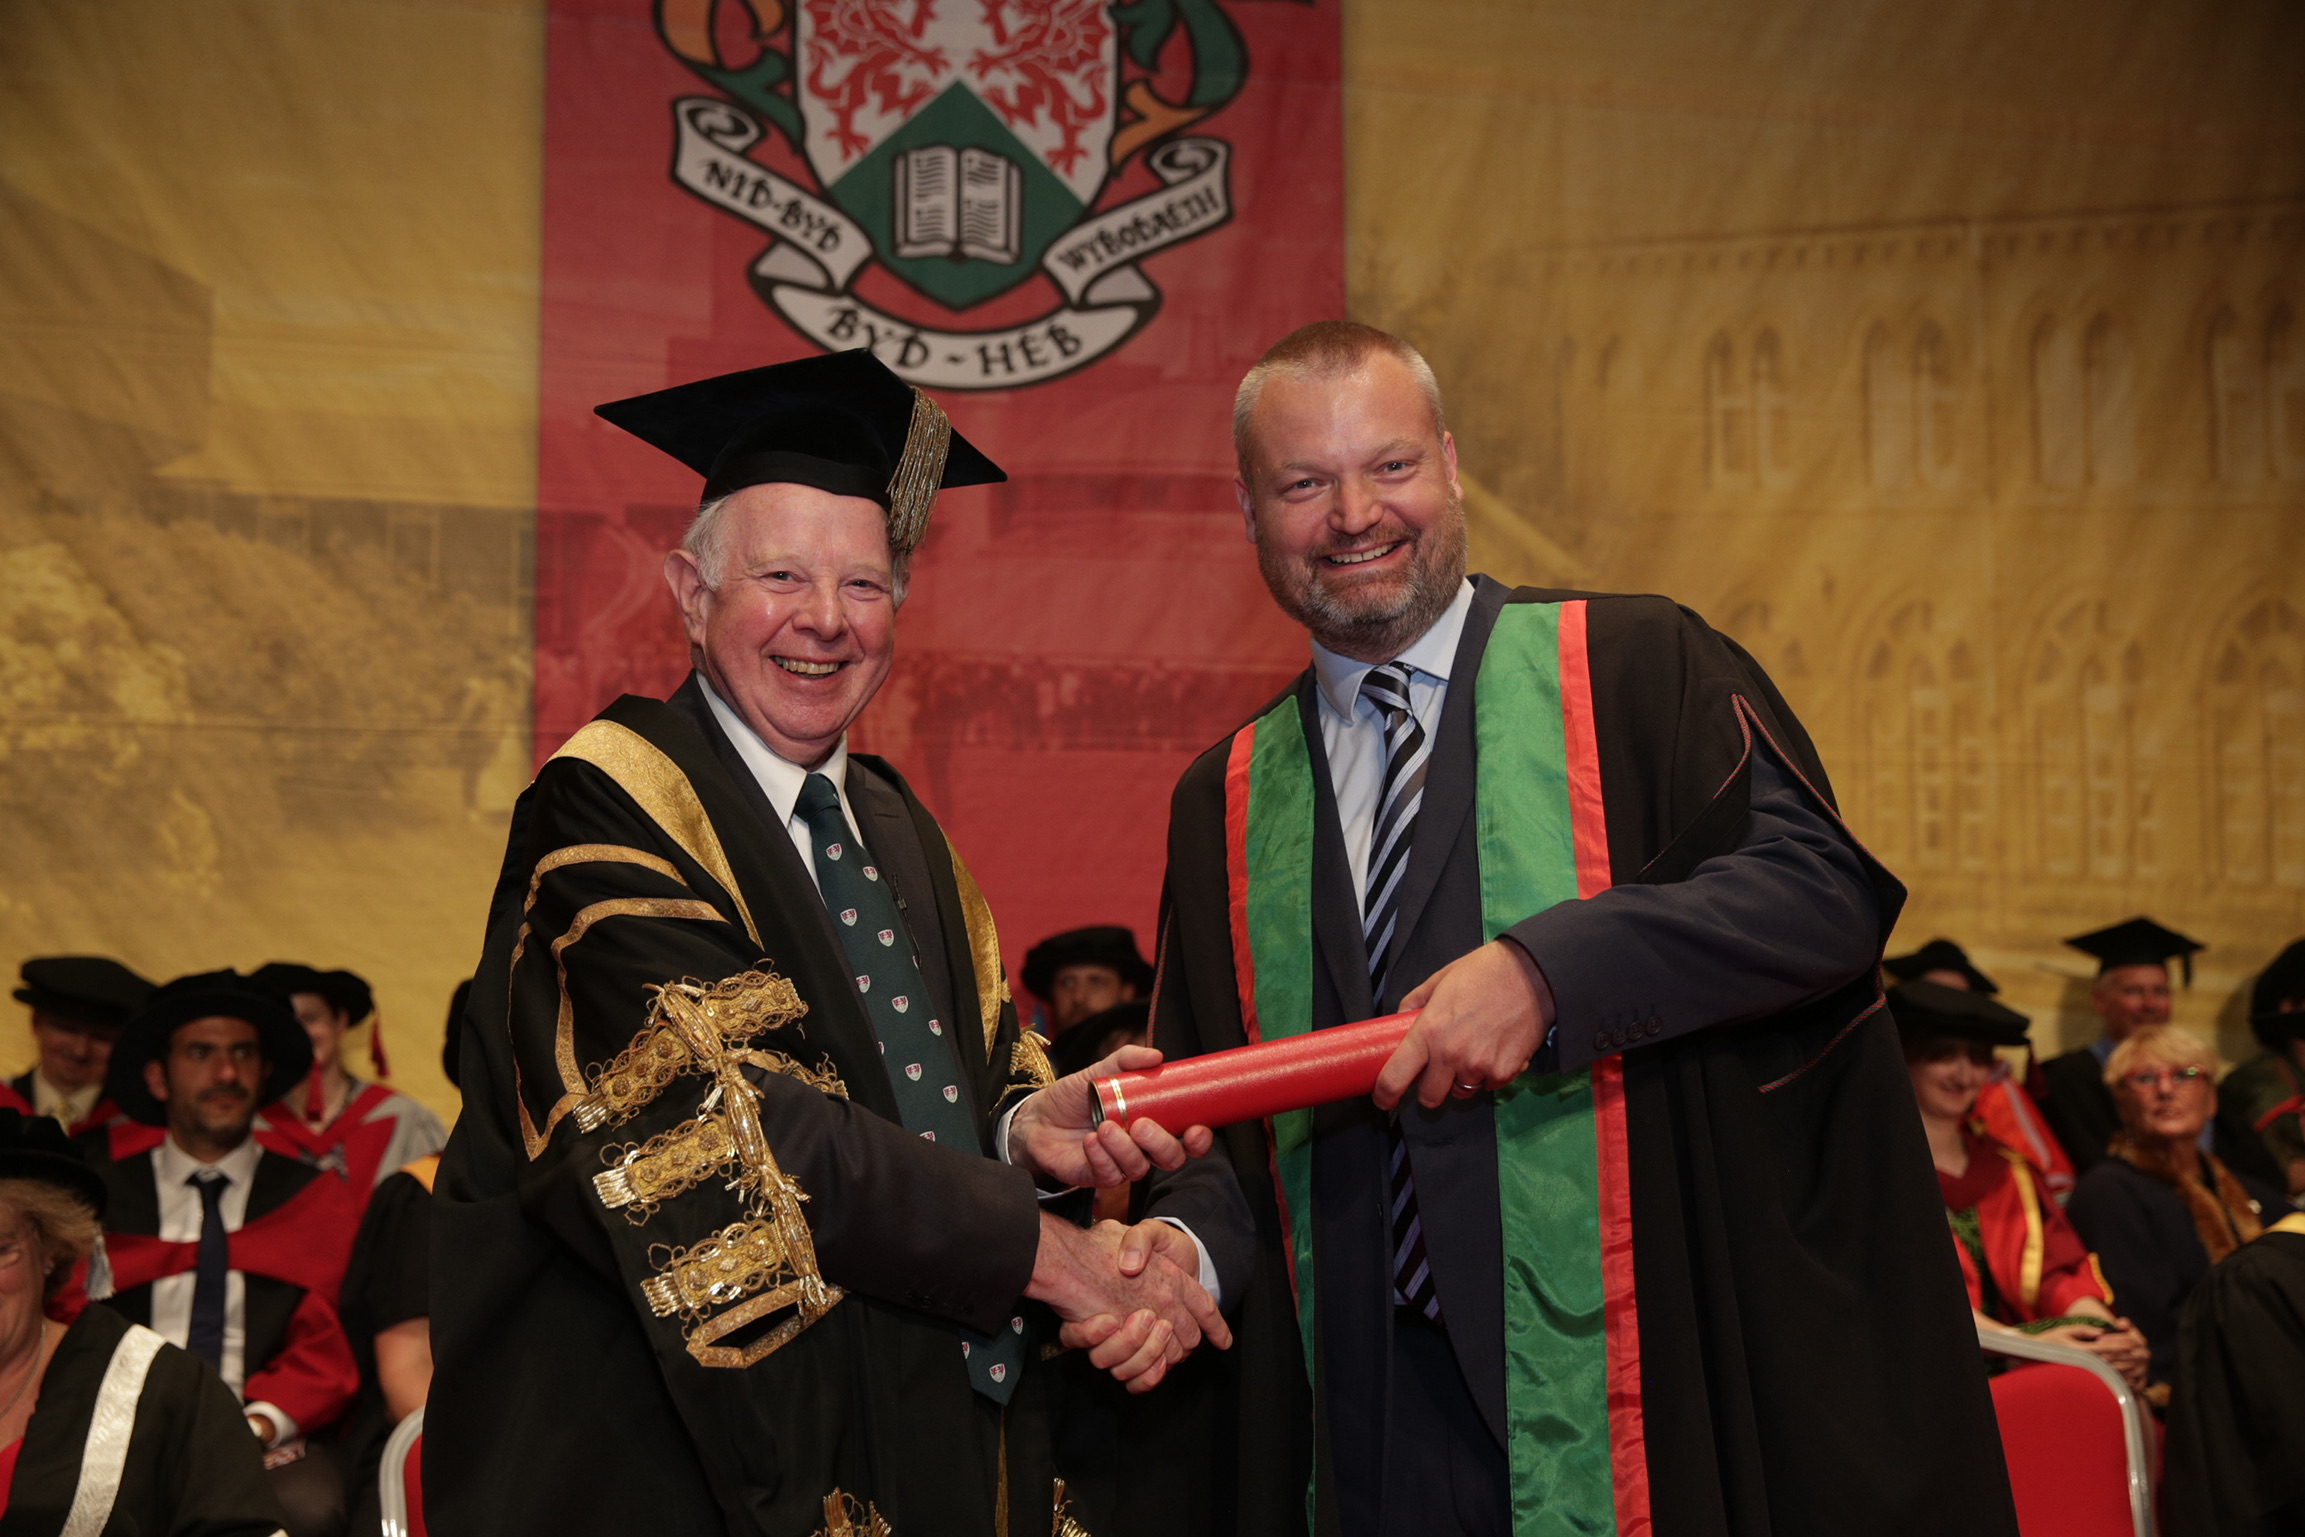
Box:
left=7, top=959, right=151, bottom=1136
left=2034, top=916, right=2205, bottom=1178
left=1896, top=981, right=2147, bottom=1389
left=332, top=984, right=462, bottom=1537
left=2218, top=938, right=2305, bottom=1200
left=249, top=966, right=445, bottom=1202
left=2067, top=1024, right=2287, bottom=1403
left=94, top=971, right=363, bottom=1537
left=1020, top=926, right=1153, bottom=1036
left=2163, top=1202, right=2305, bottom=1537
left=1888, top=937, right=2077, bottom=1200
left=0, top=1107, right=287, bottom=1534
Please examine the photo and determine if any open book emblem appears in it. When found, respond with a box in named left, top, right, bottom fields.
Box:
left=657, top=0, right=1248, bottom=389
left=895, top=146, right=1022, bottom=266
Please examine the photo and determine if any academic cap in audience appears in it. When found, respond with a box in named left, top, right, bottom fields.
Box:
left=1887, top=980, right=2031, bottom=1049
left=1021, top=926, right=1156, bottom=1005
left=0, top=1107, right=106, bottom=1217
left=2064, top=917, right=2204, bottom=985
left=2249, top=938, right=2305, bottom=1050
left=1050, top=1000, right=1151, bottom=1080
left=12, top=957, right=154, bottom=1030
left=592, top=350, right=1005, bottom=553
left=249, top=962, right=373, bottom=1024
left=105, top=970, right=315, bottom=1126
left=1883, top=938, right=1997, bottom=995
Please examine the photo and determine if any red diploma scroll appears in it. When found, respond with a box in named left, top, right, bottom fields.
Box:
left=1089, top=1012, right=1419, bottom=1132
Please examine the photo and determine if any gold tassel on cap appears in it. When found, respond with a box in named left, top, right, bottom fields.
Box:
left=884, top=387, right=951, bottom=554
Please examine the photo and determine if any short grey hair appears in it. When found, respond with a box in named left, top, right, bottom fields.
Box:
left=683, top=493, right=910, bottom=606
left=1233, top=321, right=1446, bottom=477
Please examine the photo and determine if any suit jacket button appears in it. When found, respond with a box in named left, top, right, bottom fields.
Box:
left=1647, top=1015, right=1663, bottom=1037
left=1594, top=1030, right=1610, bottom=1051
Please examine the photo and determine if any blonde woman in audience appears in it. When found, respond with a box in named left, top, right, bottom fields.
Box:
left=1894, top=981, right=2148, bottom=1390
left=2068, top=1024, right=2287, bottom=1404
left=0, top=1108, right=284, bottom=1533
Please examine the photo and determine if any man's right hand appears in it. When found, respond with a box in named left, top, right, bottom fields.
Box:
left=1022, top=1213, right=1231, bottom=1392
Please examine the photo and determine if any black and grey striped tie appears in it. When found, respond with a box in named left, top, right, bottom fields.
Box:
left=1361, top=662, right=1441, bottom=1321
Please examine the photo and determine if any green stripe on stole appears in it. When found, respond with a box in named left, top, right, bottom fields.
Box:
left=1477, top=605, right=1613, bottom=1537
left=1235, top=605, right=1615, bottom=1536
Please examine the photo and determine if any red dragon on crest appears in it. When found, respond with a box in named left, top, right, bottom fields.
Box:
left=802, top=0, right=949, bottom=159
left=969, top=0, right=1113, bottom=176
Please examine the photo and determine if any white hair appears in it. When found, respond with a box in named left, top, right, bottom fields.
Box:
left=682, top=493, right=910, bottom=605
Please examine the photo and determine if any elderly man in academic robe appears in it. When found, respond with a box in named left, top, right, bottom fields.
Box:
left=429, top=351, right=1248, bottom=1537
left=1096, top=323, right=2017, bottom=1537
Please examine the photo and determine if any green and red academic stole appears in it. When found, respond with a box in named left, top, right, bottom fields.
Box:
left=1223, top=599, right=1650, bottom=1537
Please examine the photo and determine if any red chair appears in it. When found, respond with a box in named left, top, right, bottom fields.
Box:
left=1977, top=1325, right=2155, bottom=1537
left=379, top=1406, right=425, bottom=1537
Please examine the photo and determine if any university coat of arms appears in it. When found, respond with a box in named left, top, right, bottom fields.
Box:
left=656, top=0, right=1250, bottom=388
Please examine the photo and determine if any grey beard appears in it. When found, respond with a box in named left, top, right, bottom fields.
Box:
left=1259, top=502, right=1468, bottom=663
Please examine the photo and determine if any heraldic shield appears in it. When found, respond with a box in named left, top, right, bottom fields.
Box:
left=797, top=0, right=1120, bottom=309
left=656, top=0, right=1249, bottom=388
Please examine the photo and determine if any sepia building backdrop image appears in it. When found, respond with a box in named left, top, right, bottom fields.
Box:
left=2, top=0, right=2299, bottom=1121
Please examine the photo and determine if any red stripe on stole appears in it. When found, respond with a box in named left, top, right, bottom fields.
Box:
left=1559, top=600, right=1653, bottom=1536
left=1224, top=722, right=1299, bottom=1298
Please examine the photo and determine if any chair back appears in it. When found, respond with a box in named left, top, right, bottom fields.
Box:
left=1977, top=1326, right=2153, bottom=1537
left=379, top=1406, right=426, bottom=1537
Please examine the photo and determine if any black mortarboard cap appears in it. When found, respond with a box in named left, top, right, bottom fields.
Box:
left=13, top=956, right=154, bottom=1029
left=593, top=350, right=1004, bottom=553
left=1887, top=980, right=2032, bottom=1049
left=2063, top=917, right=2205, bottom=985
left=250, top=962, right=374, bottom=1024
left=1884, top=937, right=1998, bottom=995
left=0, top=1108, right=106, bottom=1217
left=2248, top=938, right=2305, bottom=1049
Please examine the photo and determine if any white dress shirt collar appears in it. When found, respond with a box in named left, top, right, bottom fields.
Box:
left=156, top=1130, right=263, bottom=1189
left=1309, top=578, right=1477, bottom=722
left=697, top=673, right=851, bottom=819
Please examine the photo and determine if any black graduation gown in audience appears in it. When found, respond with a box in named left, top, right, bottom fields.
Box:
left=332, top=1164, right=433, bottom=1534
left=2163, top=1223, right=2305, bottom=1537
left=2035, top=1048, right=2121, bottom=1176
left=6, top=1302, right=287, bottom=1536
left=2067, top=1158, right=2289, bottom=1387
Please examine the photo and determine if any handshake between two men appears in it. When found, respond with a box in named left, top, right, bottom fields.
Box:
left=1005, top=1043, right=1228, bottom=1394
left=994, top=936, right=1560, bottom=1394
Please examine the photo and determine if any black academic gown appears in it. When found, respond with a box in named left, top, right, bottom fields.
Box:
left=2163, top=1224, right=2305, bottom=1537
left=2036, top=1048, right=2121, bottom=1176
left=0, top=1303, right=286, bottom=1537
left=2065, top=1157, right=2290, bottom=1388
left=429, top=676, right=1070, bottom=1537
left=1124, top=579, right=2016, bottom=1537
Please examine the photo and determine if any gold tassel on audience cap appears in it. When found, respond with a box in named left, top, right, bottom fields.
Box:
left=884, top=387, right=951, bottom=555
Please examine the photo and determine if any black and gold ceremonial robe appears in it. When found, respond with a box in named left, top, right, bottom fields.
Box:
left=430, top=679, right=1070, bottom=1537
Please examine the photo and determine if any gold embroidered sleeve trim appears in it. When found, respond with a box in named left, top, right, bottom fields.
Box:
left=520, top=898, right=729, bottom=1157
left=816, top=1491, right=894, bottom=1537
left=943, top=835, right=1010, bottom=1062
left=596, top=1051, right=848, bottom=1223
left=549, top=720, right=762, bottom=947
left=574, top=968, right=809, bottom=1132
left=1010, top=1029, right=1056, bottom=1092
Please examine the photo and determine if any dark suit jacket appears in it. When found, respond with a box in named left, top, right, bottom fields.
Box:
left=1157, top=575, right=1885, bottom=1464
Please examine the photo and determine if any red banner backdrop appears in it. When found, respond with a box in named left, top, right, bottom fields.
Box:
left=534, top=0, right=1342, bottom=995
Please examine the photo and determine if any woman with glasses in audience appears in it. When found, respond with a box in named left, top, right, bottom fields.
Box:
left=1897, top=981, right=2149, bottom=1389
left=0, top=1107, right=284, bottom=1534
left=2068, top=1024, right=2289, bottom=1405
